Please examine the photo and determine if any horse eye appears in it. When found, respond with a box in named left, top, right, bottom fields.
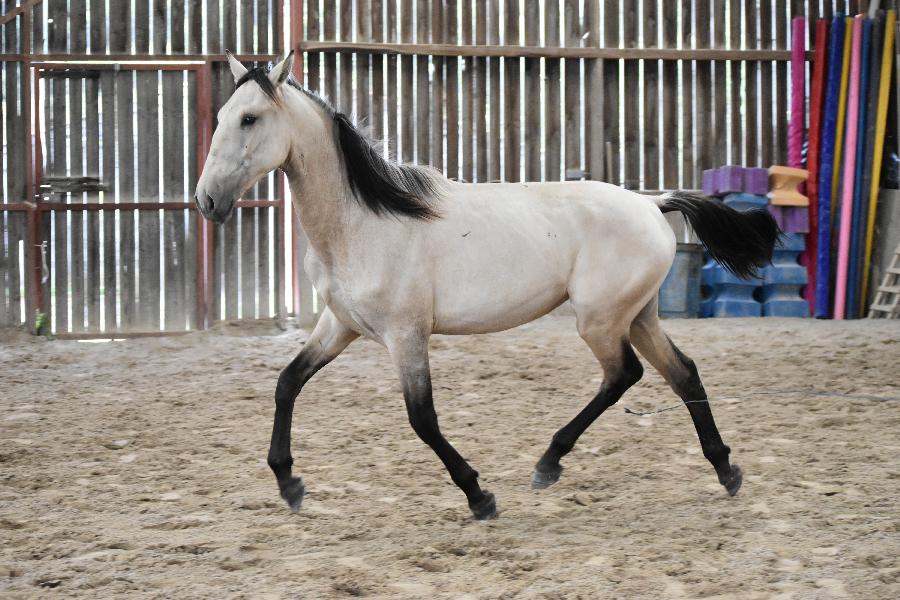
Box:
left=241, top=114, right=257, bottom=127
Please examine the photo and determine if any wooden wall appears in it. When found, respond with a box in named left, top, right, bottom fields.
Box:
left=2, top=1, right=874, bottom=332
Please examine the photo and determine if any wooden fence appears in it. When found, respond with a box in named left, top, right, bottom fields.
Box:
left=1, top=1, right=873, bottom=335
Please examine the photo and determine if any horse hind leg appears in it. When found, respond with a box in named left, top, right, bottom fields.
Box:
left=532, top=319, right=644, bottom=489
left=629, top=303, right=743, bottom=496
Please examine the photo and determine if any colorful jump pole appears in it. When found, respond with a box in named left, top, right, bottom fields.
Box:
left=861, top=9, right=897, bottom=313
left=834, top=16, right=864, bottom=321
left=805, top=19, right=830, bottom=316
left=815, top=15, right=847, bottom=318
left=789, top=16, right=806, bottom=170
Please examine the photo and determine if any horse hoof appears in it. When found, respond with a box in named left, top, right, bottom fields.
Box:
left=278, top=476, right=305, bottom=512
left=530, top=465, right=562, bottom=489
left=720, top=464, right=743, bottom=497
left=470, top=491, right=497, bottom=520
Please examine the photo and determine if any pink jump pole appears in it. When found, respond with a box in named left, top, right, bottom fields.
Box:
left=789, top=16, right=807, bottom=169
left=834, top=16, right=864, bottom=320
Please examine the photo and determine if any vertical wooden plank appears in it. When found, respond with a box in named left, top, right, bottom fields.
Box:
left=564, top=0, right=581, bottom=179
left=680, top=0, right=694, bottom=188
left=584, top=1, right=604, bottom=183
left=137, top=70, right=161, bottom=330
left=153, top=0, right=166, bottom=54
left=415, top=0, right=430, bottom=164
left=239, top=206, right=256, bottom=319
left=258, top=0, right=271, bottom=53
left=759, top=0, right=774, bottom=168
left=207, top=0, right=222, bottom=53
left=401, top=0, right=414, bottom=162
left=70, top=0, right=87, bottom=53
left=323, top=1, right=338, bottom=102
left=431, top=0, right=445, bottom=172
left=623, top=1, right=640, bottom=189
left=357, top=0, right=372, bottom=124
left=461, top=0, right=473, bottom=179
left=135, top=0, right=150, bottom=53
left=713, top=0, right=727, bottom=169
left=695, top=0, right=713, bottom=183
left=504, top=0, right=520, bottom=181
left=386, top=0, right=399, bottom=161
left=306, top=0, right=321, bottom=91
left=69, top=76, right=85, bottom=333
left=729, top=0, right=742, bottom=165
left=163, top=71, right=186, bottom=330
left=524, top=0, right=541, bottom=181
left=603, top=0, right=620, bottom=185
left=445, top=0, right=458, bottom=177
left=340, top=0, right=353, bottom=112
left=84, top=76, right=101, bottom=331
left=185, top=70, right=198, bottom=327
left=745, top=0, right=760, bottom=167
left=188, top=0, right=203, bottom=53
left=116, top=70, right=137, bottom=329
left=371, top=0, right=384, bottom=141
left=662, top=1, right=679, bottom=190
left=473, top=0, right=486, bottom=181
left=643, top=0, right=659, bottom=189
left=544, top=0, right=561, bottom=181
left=242, top=0, right=255, bottom=53
left=223, top=0, right=237, bottom=56
left=109, top=2, right=131, bottom=54
left=488, top=0, right=500, bottom=181
left=100, top=72, right=117, bottom=329
left=89, top=0, right=106, bottom=54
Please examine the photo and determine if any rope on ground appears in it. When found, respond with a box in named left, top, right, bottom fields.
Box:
left=622, top=388, right=900, bottom=417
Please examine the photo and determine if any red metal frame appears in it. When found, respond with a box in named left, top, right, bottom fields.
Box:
left=289, top=0, right=304, bottom=317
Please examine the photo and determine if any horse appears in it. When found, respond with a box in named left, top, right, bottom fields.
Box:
left=194, top=52, right=779, bottom=520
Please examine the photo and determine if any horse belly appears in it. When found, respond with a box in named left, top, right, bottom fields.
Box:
left=431, top=247, right=571, bottom=335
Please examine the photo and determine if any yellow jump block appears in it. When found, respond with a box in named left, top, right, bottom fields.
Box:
left=769, top=166, right=809, bottom=207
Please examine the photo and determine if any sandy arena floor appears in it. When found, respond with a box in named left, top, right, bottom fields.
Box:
left=1, top=315, right=899, bottom=599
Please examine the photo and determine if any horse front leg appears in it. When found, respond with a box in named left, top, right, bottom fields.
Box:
left=387, top=331, right=497, bottom=520
left=268, top=308, right=358, bottom=512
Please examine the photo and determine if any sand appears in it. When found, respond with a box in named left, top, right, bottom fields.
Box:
left=1, top=315, right=899, bottom=599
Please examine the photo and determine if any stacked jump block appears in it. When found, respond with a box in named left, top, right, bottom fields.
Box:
left=765, top=166, right=810, bottom=318
left=700, top=166, right=768, bottom=317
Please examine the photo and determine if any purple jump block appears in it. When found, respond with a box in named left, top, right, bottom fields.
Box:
left=768, top=205, right=810, bottom=234
left=702, top=166, right=770, bottom=196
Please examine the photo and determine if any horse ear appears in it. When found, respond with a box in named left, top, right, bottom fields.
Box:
left=268, top=51, right=295, bottom=87
left=226, top=50, right=248, bottom=84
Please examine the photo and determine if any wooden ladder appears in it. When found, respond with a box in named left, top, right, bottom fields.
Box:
left=869, top=243, right=900, bottom=318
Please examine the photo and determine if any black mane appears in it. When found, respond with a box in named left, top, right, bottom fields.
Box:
left=236, top=66, right=441, bottom=220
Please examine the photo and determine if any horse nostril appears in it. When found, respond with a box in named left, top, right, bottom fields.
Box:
left=207, top=195, right=215, bottom=211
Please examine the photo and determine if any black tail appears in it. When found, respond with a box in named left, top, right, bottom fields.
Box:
left=659, top=191, right=780, bottom=279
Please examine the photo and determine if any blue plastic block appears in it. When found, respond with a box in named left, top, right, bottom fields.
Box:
left=701, top=260, right=763, bottom=318
left=760, top=233, right=809, bottom=317
left=659, top=243, right=703, bottom=318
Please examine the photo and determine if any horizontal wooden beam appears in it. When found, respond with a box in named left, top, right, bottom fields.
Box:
left=0, top=199, right=283, bottom=211
left=0, top=53, right=280, bottom=64
left=298, top=41, right=807, bottom=61
left=51, top=330, right=192, bottom=340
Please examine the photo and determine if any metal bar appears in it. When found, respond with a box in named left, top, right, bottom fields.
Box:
left=20, top=199, right=284, bottom=211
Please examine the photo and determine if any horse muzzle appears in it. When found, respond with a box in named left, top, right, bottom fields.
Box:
left=194, top=191, right=234, bottom=224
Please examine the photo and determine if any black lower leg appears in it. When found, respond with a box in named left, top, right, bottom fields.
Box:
left=403, top=370, right=495, bottom=519
left=267, top=355, right=319, bottom=511
left=533, top=342, right=643, bottom=487
left=669, top=342, right=742, bottom=496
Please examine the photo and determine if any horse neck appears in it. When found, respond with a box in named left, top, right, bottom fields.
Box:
left=281, top=97, right=360, bottom=264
